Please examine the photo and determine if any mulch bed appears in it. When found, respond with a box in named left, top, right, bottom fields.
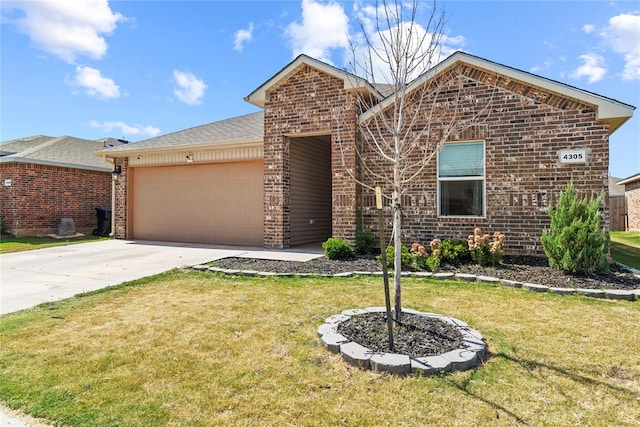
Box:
left=336, top=312, right=463, bottom=358
left=213, top=255, right=640, bottom=290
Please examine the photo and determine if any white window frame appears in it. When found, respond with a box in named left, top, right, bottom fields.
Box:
left=437, top=140, right=486, bottom=218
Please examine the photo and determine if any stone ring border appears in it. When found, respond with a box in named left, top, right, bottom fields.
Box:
left=318, top=307, right=486, bottom=376
left=192, top=266, right=640, bottom=302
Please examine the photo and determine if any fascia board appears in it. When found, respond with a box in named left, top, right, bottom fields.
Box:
left=96, top=138, right=264, bottom=158
left=618, top=173, right=640, bottom=186
left=0, top=157, right=111, bottom=172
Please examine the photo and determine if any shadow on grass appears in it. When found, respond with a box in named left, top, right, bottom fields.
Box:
left=443, top=351, right=639, bottom=425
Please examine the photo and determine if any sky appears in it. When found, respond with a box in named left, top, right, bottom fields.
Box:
left=1, top=0, right=639, bottom=178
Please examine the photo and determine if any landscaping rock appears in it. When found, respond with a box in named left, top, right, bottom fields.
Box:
left=370, top=353, right=411, bottom=375
left=340, top=342, right=372, bottom=368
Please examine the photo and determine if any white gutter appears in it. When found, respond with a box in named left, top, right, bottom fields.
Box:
left=99, top=154, right=117, bottom=237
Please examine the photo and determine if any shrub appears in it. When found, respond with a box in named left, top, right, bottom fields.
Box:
left=0, top=218, right=6, bottom=236
left=322, top=238, right=354, bottom=260
left=467, top=228, right=505, bottom=266
left=438, top=239, right=470, bottom=265
left=380, top=244, right=413, bottom=270
left=541, top=181, right=609, bottom=274
left=355, top=229, right=378, bottom=255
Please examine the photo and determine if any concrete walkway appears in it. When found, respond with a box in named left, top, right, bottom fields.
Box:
left=1, top=239, right=322, bottom=315
left=0, top=239, right=322, bottom=427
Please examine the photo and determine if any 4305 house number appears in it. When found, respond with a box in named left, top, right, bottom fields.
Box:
left=558, top=148, right=587, bottom=164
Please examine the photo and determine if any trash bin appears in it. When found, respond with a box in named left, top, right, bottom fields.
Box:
left=93, top=207, right=112, bottom=236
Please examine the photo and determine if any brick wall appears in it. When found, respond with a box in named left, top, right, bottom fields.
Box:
left=112, top=157, right=128, bottom=239
left=0, top=162, right=111, bottom=236
left=357, top=64, right=610, bottom=255
left=262, top=64, right=359, bottom=248
left=625, top=180, right=640, bottom=231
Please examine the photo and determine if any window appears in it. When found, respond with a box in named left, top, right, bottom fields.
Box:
left=438, top=141, right=485, bottom=217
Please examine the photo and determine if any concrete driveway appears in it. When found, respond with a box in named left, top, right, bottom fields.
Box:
left=1, top=239, right=322, bottom=315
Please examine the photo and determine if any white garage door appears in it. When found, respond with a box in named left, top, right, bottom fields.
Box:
left=131, top=161, right=263, bottom=246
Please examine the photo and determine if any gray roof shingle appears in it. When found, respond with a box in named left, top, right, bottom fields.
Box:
left=102, top=111, right=264, bottom=154
left=0, top=135, right=119, bottom=171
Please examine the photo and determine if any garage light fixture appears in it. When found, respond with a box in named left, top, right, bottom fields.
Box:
left=186, top=154, right=194, bottom=163
left=111, top=165, right=122, bottom=181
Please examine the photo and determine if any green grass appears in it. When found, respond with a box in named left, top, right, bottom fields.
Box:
left=1, top=270, right=638, bottom=426
left=610, top=231, right=640, bottom=270
left=0, top=235, right=108, bottom=254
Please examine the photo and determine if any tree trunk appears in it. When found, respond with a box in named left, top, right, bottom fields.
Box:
left=393, top=189, right=402, bottom=322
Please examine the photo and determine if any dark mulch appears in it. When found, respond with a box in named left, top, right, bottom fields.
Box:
left=213, top=255, right=640, bottom=290
left=336, top=312, right=463, bottom=358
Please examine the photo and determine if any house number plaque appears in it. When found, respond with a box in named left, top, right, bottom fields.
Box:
left=558, top=148, right=587, bottom=164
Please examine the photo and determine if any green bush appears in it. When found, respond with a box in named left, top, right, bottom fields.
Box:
left=379, top=244, right=413, bottom=270
left=438, top=239, right=470, bottom=265
left=355, top=229, right=378, bottom=255
left=0, top=218, right=6, bottom=236
left=541, top=181, right=609, bottom=274
left=322, top=238, right=354, bottom=260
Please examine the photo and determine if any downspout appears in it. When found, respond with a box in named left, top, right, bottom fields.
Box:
left=99, top=154, right=117, bottom=237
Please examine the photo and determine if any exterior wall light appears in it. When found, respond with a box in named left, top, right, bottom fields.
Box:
left=186, top=154, right=194, bottom=163
left=112, top=165, right=122, bottom=181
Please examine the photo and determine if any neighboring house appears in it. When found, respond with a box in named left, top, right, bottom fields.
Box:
left=618, top=173, right=640, bottom=231
left=98, top=52, right=635, bottom=255
left=0, top=135, right=124, bottom=236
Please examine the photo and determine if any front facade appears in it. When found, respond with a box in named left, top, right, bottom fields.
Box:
left=101, top=52, right=634, bottom=255
left=0, top=136, right=118, bottom=236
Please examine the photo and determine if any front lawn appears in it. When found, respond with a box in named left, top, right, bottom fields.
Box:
left=610, top=231, right=640, bottom=270
left=0, top=271, right=638, bottom=426
left=0, top=235, right=108, bottom=254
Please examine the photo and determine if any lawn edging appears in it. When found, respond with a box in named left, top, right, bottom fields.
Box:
left=192, top=265, right=640, bottom=302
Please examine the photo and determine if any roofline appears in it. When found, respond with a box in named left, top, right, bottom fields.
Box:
left=96, top=138, right=264, bottom=158
left=618, top=173, right=640, bottom=186
left=244, top=54, right=380, bottom=108
left=0, top=157, right=111, bottom=172
left=359, top=51, right=635, bottom=134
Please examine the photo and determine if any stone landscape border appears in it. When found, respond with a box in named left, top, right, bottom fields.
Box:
left=192, top=265, right=640, bottom=302
left=317, top=307, right=486, bottom=376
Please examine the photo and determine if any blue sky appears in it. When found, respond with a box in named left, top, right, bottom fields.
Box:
left=1, top=0, right=639, bottom=178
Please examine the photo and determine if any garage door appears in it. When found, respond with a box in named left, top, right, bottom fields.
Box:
left=132, top=161, right=263, bottom=246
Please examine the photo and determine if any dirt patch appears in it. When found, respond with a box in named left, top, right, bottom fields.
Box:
left=213, top=255, right=640, bottom=290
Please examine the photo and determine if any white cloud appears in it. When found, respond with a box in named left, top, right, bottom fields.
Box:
left=348, top=2, right=465, bottom=83
left=582, top=24, right=596, bottom=34
left=69, top=66, right=120, bottom=99
left=600, top=12, right=640, bottom=80
left=234, top=23, right=254, bottom=52
left=172, top=71, right=207, bottom=105
left=570, top=54, right=607, bottom=83
left=285, top=0, right=350, bottom=63
left=530, top=58, right=553, bottom=73
left=89, top=120, right=160, bottom=137
left=3, top=0, right=125, bottom=63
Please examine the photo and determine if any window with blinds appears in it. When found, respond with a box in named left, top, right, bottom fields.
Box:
left=437, top=141, right=485, bottom=217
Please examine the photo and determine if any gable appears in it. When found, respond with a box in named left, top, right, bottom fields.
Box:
left=360, top=51, right=634, bottom=134
left=245, top=54, right=379, bottom=108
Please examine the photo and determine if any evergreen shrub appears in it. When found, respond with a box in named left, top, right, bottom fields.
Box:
left=541, top=181, right=609, bottom=274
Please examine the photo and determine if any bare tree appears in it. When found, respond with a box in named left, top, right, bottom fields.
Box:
left=341, top=0, right=494, bottom=321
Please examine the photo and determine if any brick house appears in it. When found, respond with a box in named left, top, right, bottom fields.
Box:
left=99, top=52, right=635, bottom=255
left=618, top=173, right=640, bottom=231
left=0, top=135, right=122, bottom=236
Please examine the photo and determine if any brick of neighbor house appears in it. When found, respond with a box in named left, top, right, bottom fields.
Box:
left=618, top=174, right=640, bottom=231
left=0, top=160, right=111, bottom=236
